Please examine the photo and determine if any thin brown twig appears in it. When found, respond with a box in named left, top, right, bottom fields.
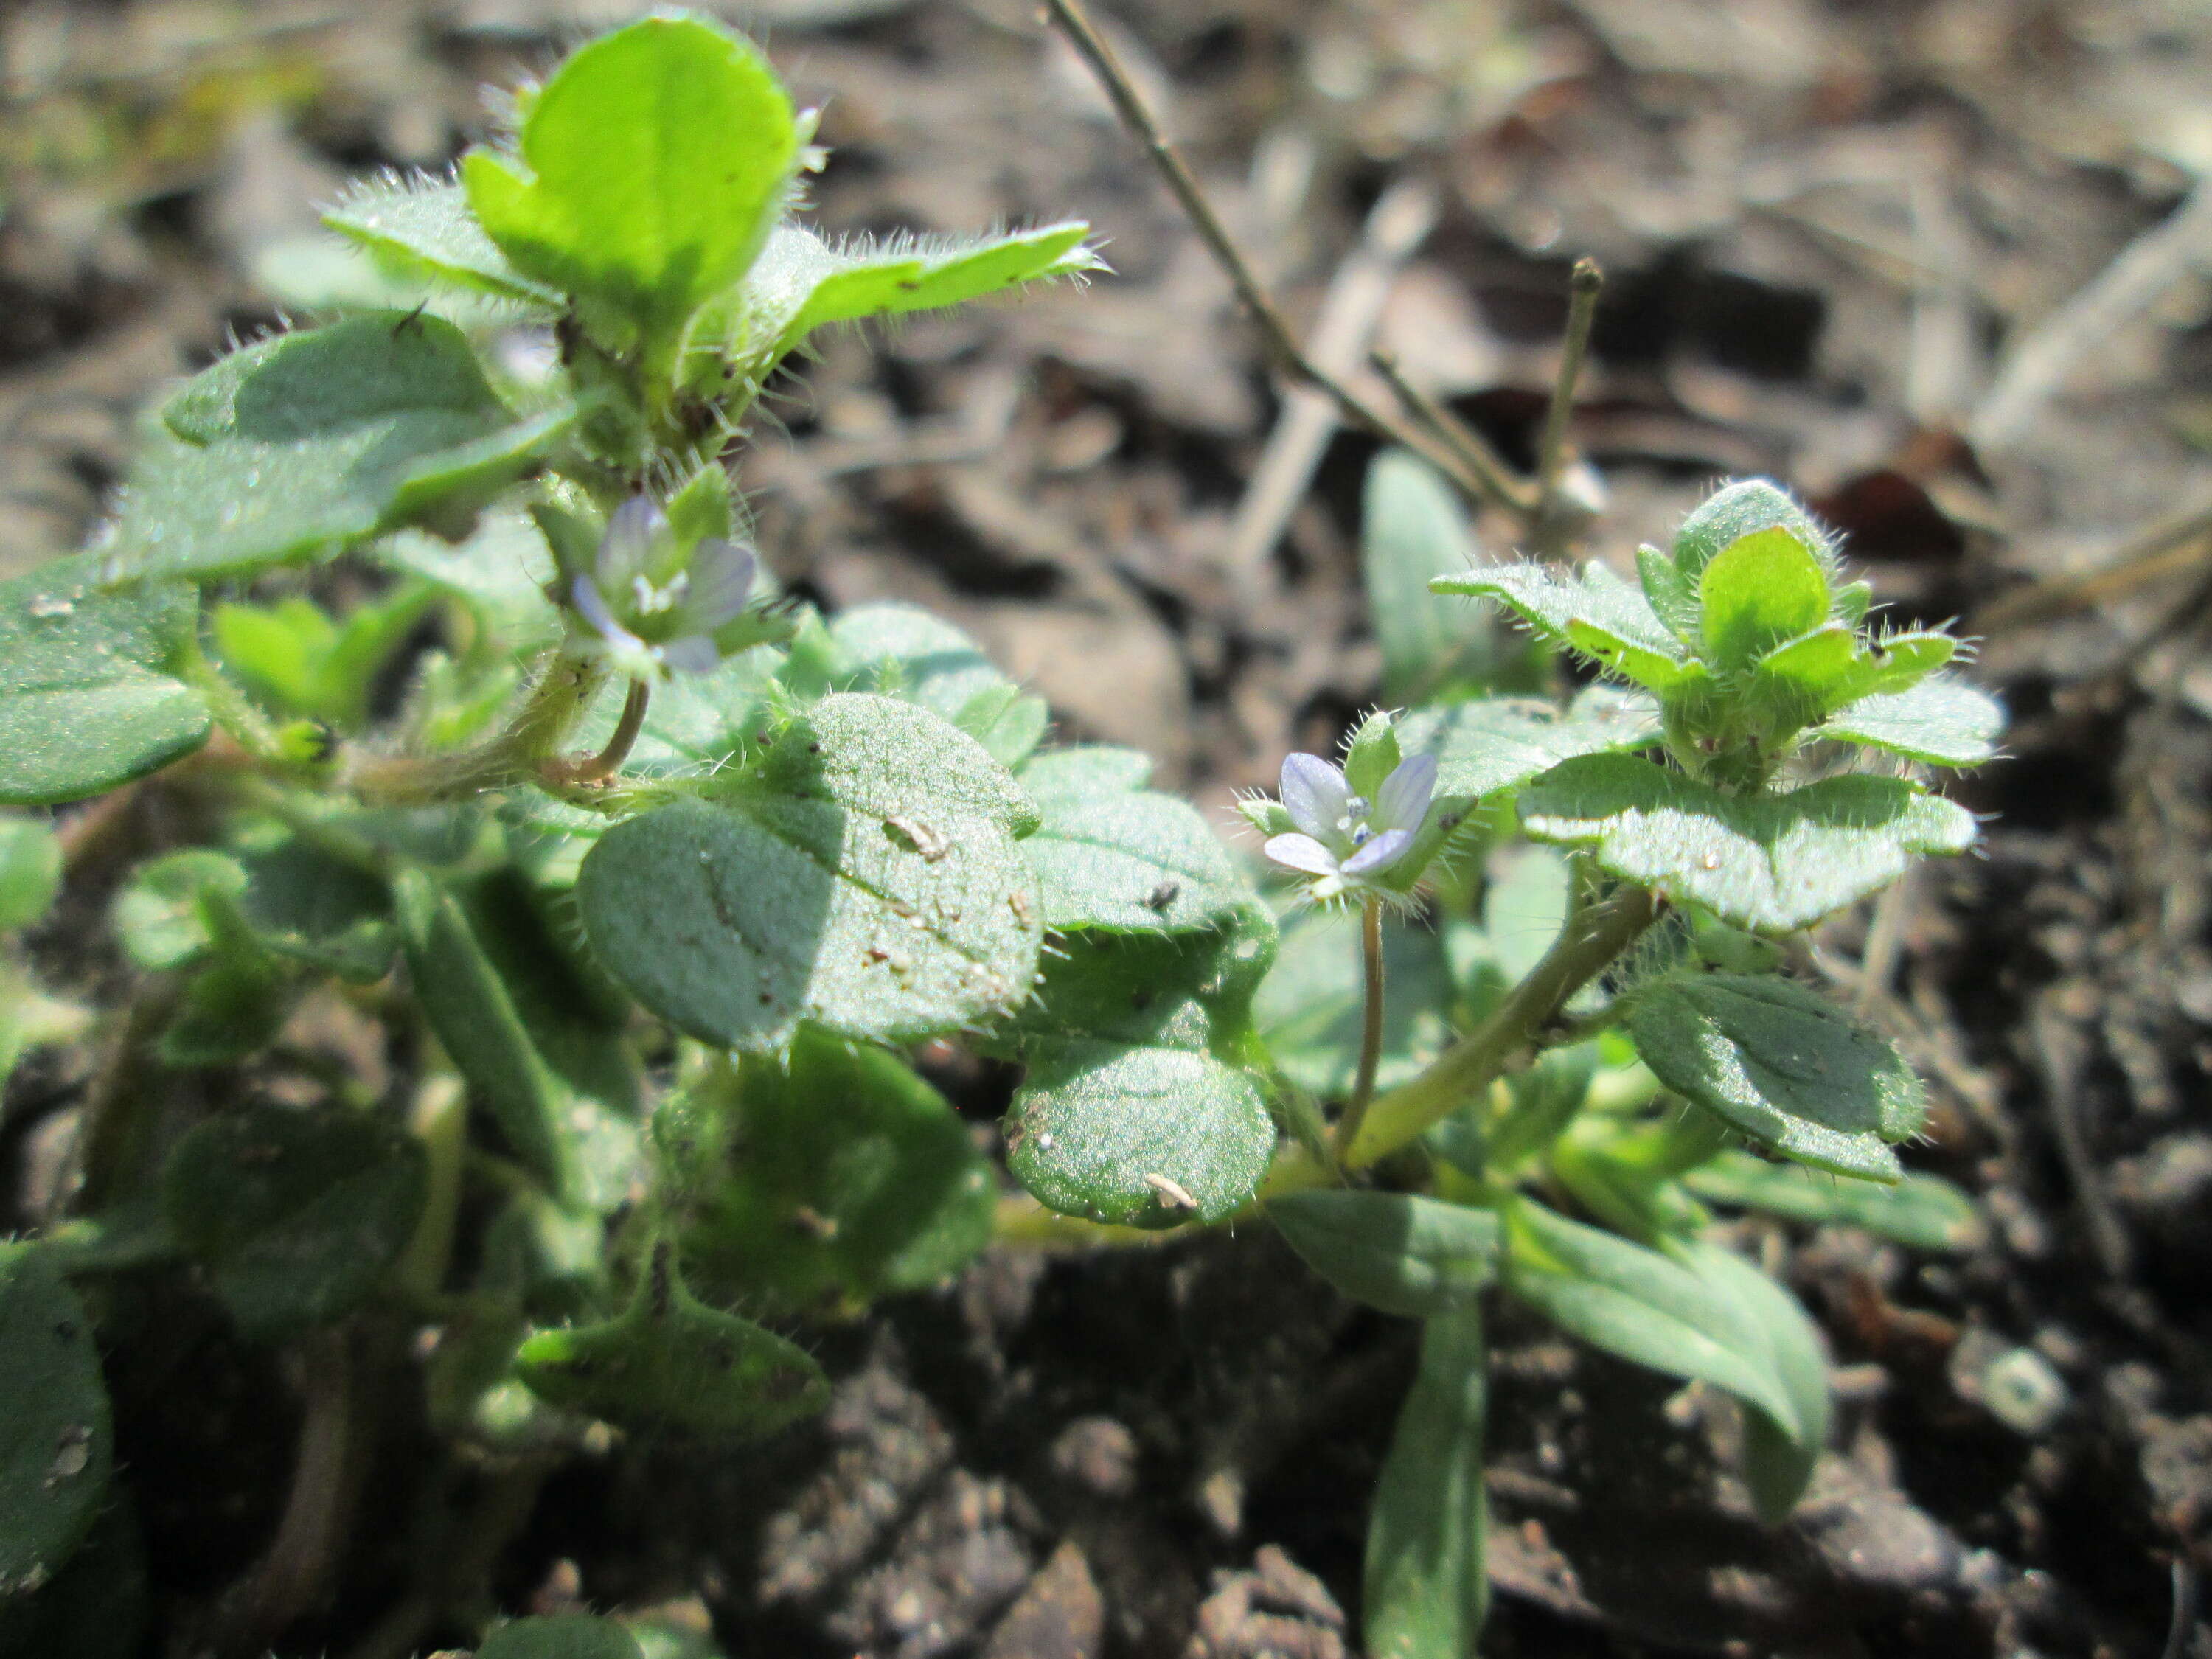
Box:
left=1367, top=349, right=1535, bottom=517
left=1532, top=257, right=1604, bottom=553
left=1040, top=0, right=1514, bottom=515
left=1974, top=490, right=2212, bottom=631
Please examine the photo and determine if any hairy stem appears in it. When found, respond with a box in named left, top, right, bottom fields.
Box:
left=1334, top=896, right=1388, bottom=1165
left=347, top=641, right=607, bottom=805
left=546, top=675, right=650, bottom=785
left=1340, top=883, right=1659, bottom=1171
left=1533, top=257, right=1604, bottom=555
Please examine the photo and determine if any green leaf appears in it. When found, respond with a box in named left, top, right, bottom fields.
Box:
left=1006, top=1040, right=1273, bottom=1226
left=231, top=837, right=397, bottom=981
left=995, top=908, right=1274, bottom=1057
left=1257, top=908, right=1453, bottom=1097
left=0, top=1244, right=112, bottom=1598
left=1501, top=1197, right=1799, bottom=1435
left=479, top=1615, right=646, bottom=1659
left=1362, top=448, right=1521, bottom=699
left=0, top=818, right=62, bottom=933
left=1686, top=1150, right=1983, bottom=1251
left=1635, top=543, right=1700, bottom=641
left=0, top=555, right=208, bottom=807
left=1670, top=479, right=1834, bottom=581
left=1268, top=1191, right=1499, bottom=1318
left=513, top=1245, right=828, bottom=1439
left=463, top=16, right=799, bottom=349
left=1019, top=772, right=1251, bottom=933
left=111, top=849, right=248, bottom=970
left=717, top=220, right=1098, bottom=375
left=578, top=694, right=1042, bottom=1051
left=396, top=868, right=574, bottom=1196
left=104, top=316, right=573, bottom=583
left=1697, top=527, right=1832, bottom=671
left=1364, top=1307, right=1488, bottom=1659
left=1676, top=1240, right=1830, bottom=1521
left=1017, top=744, right=1154, bottom=801
left=0, top=1498, right=145, bottom=1657
left=1436, top=560, right=1705, bottom=690
left=160, top=942, right=288, bottom=1066
left=323, top=173, right=559, bottom=305
left=214, top=586, right=437, bottom=731
left=1517, top=753, right=1978, bottom=933
left=1754, top=626, right=1958, bottom=719
left=821, top=603, right=1009, bottom=726
left=162, top=1105, right=427, bottom=1340
left=1626, top=973, right=1924, bottom=1182
left=1820, top=674, right=2004, bottom=767
left=1397, top=685, right=1660, bottom=805
left=664, top=1034, right=993, bottom=1315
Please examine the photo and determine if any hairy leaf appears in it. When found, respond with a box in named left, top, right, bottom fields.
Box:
left=464, top=17, right=799, bottom=347
left=104, top=316, right=572, bottom=582
left=0, top=818, right=63, bottom=933
left=666, top=1034, right=994, bottom=1315
left=1397, top=685, right=1660, bottom=805
left=0, top=1244, right=112, bottom=1597
left=1436, top=560, right=1704, bottom=689
left=1697, top=526, right=1831, bottom=671
left=324, top=173, right=558, bottom=305
left=162, top=1105, right=428, bottom=1340
left=1269, top=1190, right=1499, bottom=1318
left=1627, top=973, right=1924, bottom=1182
left=1670, top=479, right=1834, bottom=581
left=1820, top=674, right=2004, bottom=767
left=1517, top=752, right=1978, bottom=933
left=0, top=555, right=208, bottom=806
left=513, top=1248, right=827, bottom=1439
left=578, top=695, right=1042, bottom=1051
left=1019, top=762, right=1251, bottom=932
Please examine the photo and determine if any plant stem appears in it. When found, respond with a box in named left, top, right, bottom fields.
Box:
left=546, top=675, right=650, bottom=785
left=1339, top=883, right=1658, bottom=1171
left=1334, top=896, right=1388, bottom=1166
left=1038, top=0, right=1524, bottom=517
left=347, top=640, right=607, bottom=805
left=1368, top=349, right=1537, bottom=521
left=1533, top=257, right=1604, bottom=555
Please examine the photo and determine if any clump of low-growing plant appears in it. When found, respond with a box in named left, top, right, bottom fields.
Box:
left=0, top=13, right=2000, bottom=1658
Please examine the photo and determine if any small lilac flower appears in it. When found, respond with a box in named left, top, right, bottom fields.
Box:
left=568, top=496, right=758, bottom=678
left=1262, top=750, right=1436, bottom=898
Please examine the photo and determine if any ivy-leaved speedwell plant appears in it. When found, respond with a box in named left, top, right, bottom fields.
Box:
left=0, top=12, right=1999, bottom=1658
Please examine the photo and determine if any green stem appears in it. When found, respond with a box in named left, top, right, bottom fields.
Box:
left=1334, top=895, right=1388, bottom=1166
left=546, top=675, right=650, bottom=785
left=347, top=639, right=608, bottom=805
left=1340, top=883, right=1659, bottom=1171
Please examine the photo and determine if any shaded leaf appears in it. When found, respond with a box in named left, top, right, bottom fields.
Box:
left=514, top=1245, right=828, bottom=1439
left=1686, top=1151, right=1983, bottom=1251
left=105, top=315, right=573, bottom=583
left=0, top=1244, right=112, bottom=1597
left=0, top=1495, right=145, bottom=1658
left=1626, top=973, right=1924, bottom=1181
left=577, top=695, right=1042, bottom=1051
left=665, top=1032, right=993, bottom=1315
left=111, top=850, right=248, bottom=970
left=479, top=1615, right=646, bottom=1659
left=1363, top=448, right=1527, bottom=699
left=162, top=1105, right=427, bottom=1340
left=0, top=555, right=208, bottom=807
left=1365, top=1307, right=1488, bottom=1659
left=1677, top=1240, right=1830, bottom=1522
left=1517, top=752, right=1978, bottom=933
left=1269, top=1190, right=1500, bottom=1318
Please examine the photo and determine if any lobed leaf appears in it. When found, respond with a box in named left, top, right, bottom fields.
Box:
left=1364, top=1308, right=1489, bottom=1659
left=0, top=555, right=209, bottom=807
left=324, top=174, right=558, bottom=305
left=1517, top=752, right=1978, bottom=933
left=1670, top=479, right=1834, bottom=581
left=1820, top=674, right=2005, bottom=767
left=666, top=1032, right=994, bottom=1315
left=1436, top=560, right=1703, bottom=689
left=463, top=17, right=799, bottom=347
left=1268, top=1190, right=1500, bottom=1318
left=1398, top=684, right=1660, bottom=807
left=161, top=1105, right=428, bottom=1340
left=577, top=695, right=1043, bottom=1051
left=103, top=315, right=573, bottom=584
left=1626, top=973, right=1925, bottom=1182
left=0, top=1243, right=113, bottom=1597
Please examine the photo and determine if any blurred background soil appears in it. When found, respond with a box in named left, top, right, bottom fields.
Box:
left=7, top=0, right=2212, bottom=1655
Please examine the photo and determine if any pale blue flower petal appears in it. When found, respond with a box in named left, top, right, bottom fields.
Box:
left=1341, top=827, right=1413, bottom=876
left=597, top=496, right=669, bottom=593
left=1375, top=754, right=1437, bottom=835
left=1264, top=832, right=1340, bottom=877
left=679, top=538, right=757, bottom=632
left=570, top=573, right=629, bottom=643
left=1280, top=753, right=1352, bottom=844
left=657, top=634, right=721, bottom=675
